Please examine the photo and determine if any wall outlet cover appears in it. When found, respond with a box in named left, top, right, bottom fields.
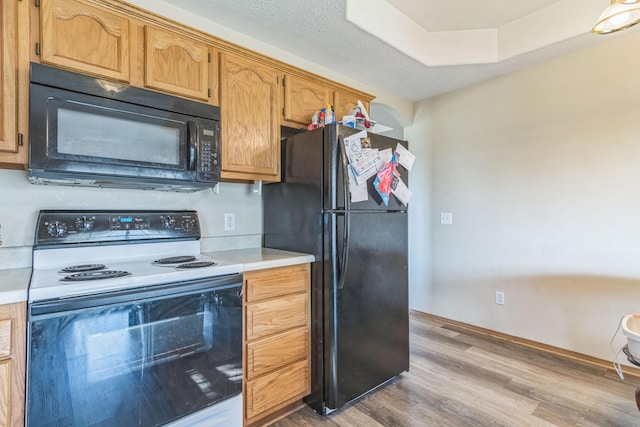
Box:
left=224, top=213, right=236, bottom=231
left=441, top=212, right=453, bottom=225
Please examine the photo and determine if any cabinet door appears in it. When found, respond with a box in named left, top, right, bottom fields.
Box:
left=282, top=74, right=331, bottom=126
left=0, top=303, right=26, bottom=427
left=219, top=53, right=280, bottom=181
left=333, top=90, right=368, bottom=121
left=40, top=0, right=130, bottom=82
left=0, top=0, right=18, bottom=154
left=144, top=26, right=210, bottom=101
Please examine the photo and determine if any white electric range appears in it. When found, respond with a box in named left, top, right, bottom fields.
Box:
left=26, top=210, right=243, bottom=427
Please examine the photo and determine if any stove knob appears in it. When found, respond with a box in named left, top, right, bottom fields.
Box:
left=76, top=217, right=94, bottom=232
left=162, top=216, right=175, bottom=229
left=181, top=219, right=195, bottom=232
left=47, top=221, right=68, bottom=238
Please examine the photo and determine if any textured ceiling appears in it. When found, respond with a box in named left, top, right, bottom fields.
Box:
left=159, top=0, right=635, bottom=102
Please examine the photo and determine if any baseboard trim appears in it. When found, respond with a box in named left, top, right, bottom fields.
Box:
left=410, top=310, right=640, bottom=381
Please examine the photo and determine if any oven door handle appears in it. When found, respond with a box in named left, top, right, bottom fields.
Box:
left=30, top=273, right=242, bottom=317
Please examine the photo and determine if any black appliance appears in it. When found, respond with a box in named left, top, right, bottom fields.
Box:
left=28, top=63, right=220, bottom=192
left=263, top=124, right=409, bottom=414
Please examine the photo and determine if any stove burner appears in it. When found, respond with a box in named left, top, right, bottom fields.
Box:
left=60, top=264, right=107, bottom=273
left=60, top=270, right=131, bottom=282
left=176, top=261, right=216, bottom=269
left=153, top=256, right=198, bottom=265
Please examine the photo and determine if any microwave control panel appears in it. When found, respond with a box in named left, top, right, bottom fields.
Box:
left=197, top=124, right=220, bottom=182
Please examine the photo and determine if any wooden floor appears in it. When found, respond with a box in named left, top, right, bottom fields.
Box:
left=274, top=313, right=639, bottom=427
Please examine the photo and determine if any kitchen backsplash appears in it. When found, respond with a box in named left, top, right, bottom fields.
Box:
left=0, top=169, right=262, bottom=268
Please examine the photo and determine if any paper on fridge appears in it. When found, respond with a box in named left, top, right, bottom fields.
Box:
left=345, top=131, right=382, bottom=184
left=395, top=143, right=415, bottom=171
left=348, top=167, right=368, bottom=203
left=392, top=176, right=412, bottom=206
left=378, top=148, right=393, bottom=168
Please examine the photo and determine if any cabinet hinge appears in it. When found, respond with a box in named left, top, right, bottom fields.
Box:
left=18, top=133, right=23, bottom=147
left=282, top=76, right=285, bottom=86
left=282, top=107, right=285, bottom=117
left=35, top=42, right=41, bottom=56
left=208, top=52, right=211, bottom=63
left=208, top=88, right=211, bottom=98
left=35, top=0, right=39, bottom=6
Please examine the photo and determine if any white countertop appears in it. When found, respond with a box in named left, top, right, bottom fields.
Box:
left=204, top=247, right=315, bottom=271
left=0, top=248, right=313, bottom=304
left=0, top=268, right=31, bottom=304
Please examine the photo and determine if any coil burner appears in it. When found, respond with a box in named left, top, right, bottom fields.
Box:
left=153, top=256, right=198, bottom=265
left=60, top=270, right=132, bottom=282
left=60, top=264, right=106, bottom=273
left=176, top=261, right=216, bottom=269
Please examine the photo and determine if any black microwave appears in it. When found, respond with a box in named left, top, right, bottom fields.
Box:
left=28, top=63, right=220, bottom=192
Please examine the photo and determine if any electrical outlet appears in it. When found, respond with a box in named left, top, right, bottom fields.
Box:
left=440, top=212, right=453, bottom=225
left=495, top=291, right=505, bottom=305
left=224, top=213, right=235, bottom=231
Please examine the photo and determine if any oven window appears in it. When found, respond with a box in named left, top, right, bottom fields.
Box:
left=26, top=285, right=242, bottom=427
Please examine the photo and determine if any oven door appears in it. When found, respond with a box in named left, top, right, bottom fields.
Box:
left=26, top=274, right=242, bottom=427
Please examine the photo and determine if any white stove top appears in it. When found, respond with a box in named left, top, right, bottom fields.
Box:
left=30, top=241, right=242, bottom=302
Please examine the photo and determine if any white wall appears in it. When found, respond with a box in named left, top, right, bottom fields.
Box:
left=407, top=30, right=640, bottom=362
left=0, top=170, right=262, bottom=269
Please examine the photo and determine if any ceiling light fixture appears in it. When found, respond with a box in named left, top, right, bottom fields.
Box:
left=593, top=0, right=640, bottom=34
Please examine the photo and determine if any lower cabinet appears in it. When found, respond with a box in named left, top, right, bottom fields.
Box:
left=0, top=302, right=26, bottom=427
left=243, top=264, right=310, bottom=426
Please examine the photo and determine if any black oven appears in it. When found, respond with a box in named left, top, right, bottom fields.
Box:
left=28, top=63, right=220, bottom=192
left=25, top=275, right=242, bottom=427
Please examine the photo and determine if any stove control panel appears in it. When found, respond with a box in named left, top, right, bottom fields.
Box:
left=35, top=210, right=201, bottom=246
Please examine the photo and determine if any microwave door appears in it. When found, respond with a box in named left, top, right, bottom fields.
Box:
left=29, top=82, right=207, bottom=189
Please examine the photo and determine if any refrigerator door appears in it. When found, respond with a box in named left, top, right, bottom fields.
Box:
left=324, top=124, right=409, bottom=213
left=324, top=209, right=409, bottom=411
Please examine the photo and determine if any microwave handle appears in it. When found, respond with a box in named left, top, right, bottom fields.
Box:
left=187, top=121, right=197, bottom=170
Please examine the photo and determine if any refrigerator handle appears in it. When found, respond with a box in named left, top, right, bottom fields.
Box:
left=337, top=212, right=350, bottom=290
left=338, top=135, right=351, bottom=211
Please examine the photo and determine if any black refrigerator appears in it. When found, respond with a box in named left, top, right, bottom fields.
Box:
left=263, top=123, right=409, bottom=415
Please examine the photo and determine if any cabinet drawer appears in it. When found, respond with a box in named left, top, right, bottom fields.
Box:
left=245, top=358, right=310, bottom=421
left=0, top=319, right=10, bottom=358
left=246, top=292, right=308, bottom=341
left=246, top=327, right=309, bottom=380
left=245, top=264, right=309, bottom=303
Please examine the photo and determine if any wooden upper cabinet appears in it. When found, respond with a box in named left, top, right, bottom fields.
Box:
left=282, top=74, right=331, bottom=126
left=219, top=53, right=280, bottom=182
left=334, top=90, right=369, bottom=121
left=40, top=0, right=130, bottom=82
left=0, top=0, right=18, bottom=154
left=144, top=26, right=211, bottom=101
left=0, top=0, right=28, bottom=168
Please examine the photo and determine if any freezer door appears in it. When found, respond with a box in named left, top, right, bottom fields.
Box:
left=324, top=210, right=409, bottom=411
left=325, top=124, right=409, bottom=212
left=263, top=127, right=325, bottom=257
